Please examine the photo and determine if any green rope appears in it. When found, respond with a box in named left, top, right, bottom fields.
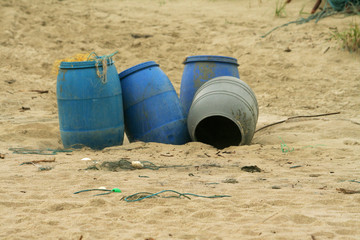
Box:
left=278, top=137, right=294, bottom=153
left=87, top=51, right=98, bottom=61
left=123, top=190, right=231, bottom=202
left=261, top=1, right=360, bottom=38
left=9, top=148, right=72, bottom=155
left=349, top=180, right=360, bottom=183
left=87, top=51, right=118, bottom=61
left=73, top=188, right=121, bottom=196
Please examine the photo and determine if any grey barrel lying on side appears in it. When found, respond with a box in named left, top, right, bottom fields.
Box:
left=187, top=76, right=259, bottom=149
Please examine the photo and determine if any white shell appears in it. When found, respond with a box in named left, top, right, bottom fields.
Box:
left=131, top=161, right=144, bottom=169
left=81, top=157, right=92, bottom=161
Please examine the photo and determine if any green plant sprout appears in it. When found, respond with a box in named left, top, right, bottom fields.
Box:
left=332, top=21, right=360, bottom=53
left=275, top=0, right=287, bottom=17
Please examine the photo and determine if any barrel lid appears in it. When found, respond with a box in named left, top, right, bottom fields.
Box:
left=118, top=61, right=159, bottom=79
left=60, top=58, right=114, bottom=69
left=183, top=55, right=239, bottom=66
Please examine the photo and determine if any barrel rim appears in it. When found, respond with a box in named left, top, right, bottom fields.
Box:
left=183, top=55, right=239, bottom=66
left=118, top=61, right=159, bottom=80
left=195, top=76, right=252, bottom=95
left=189, top=113, right=245, bottom=146
left=60, top=59, right=114, bottom=69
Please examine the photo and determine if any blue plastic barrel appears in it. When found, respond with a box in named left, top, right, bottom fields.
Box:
left=119, top=61, right=189, bottom=145
left=56, top=58, right=124, bottom=149
left=179, top=55, right=240, bottom=116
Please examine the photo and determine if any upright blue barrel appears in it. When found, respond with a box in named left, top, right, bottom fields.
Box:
left=119, top=61, right=189, bottom=145
left=56, top=58, right=124, bottom=149
left=180, top=55, right=240, bottom=117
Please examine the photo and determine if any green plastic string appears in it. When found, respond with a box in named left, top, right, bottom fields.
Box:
left=74, top=188, right=121, bottom=196
left=277, top=138, right=326, bottom=153
left=278, top=137, right=294, bottom=153
left=301, top=144, right=326, bottom=149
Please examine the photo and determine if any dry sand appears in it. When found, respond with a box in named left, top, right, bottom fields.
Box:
left=1, top=0, right=360, bottom=239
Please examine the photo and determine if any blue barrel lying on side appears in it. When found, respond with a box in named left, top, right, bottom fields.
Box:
left=119, top=61, right=189, bottom=145
left=56, top=58, right=124, bottom=149
left=180, top=55, right=240, bottom=117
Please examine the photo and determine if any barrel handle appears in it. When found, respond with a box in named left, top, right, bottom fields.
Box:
left=90, top=51, right=119, bottom=84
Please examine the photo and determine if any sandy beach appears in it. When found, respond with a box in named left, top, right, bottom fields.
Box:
left=1, top=0, right=360, bottom=239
